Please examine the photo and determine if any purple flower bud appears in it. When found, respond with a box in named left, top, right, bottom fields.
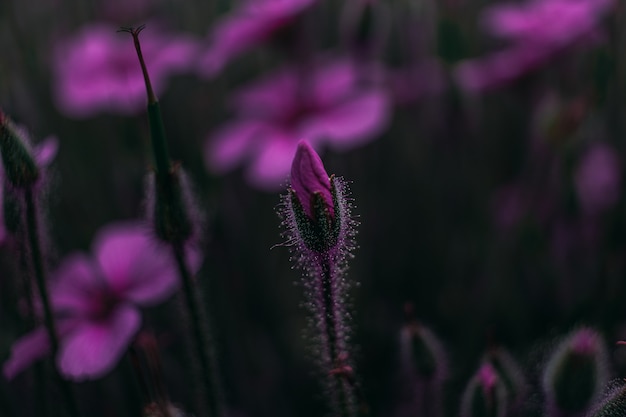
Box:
left=290, top=140, right=334, bottom=220
left=542, top=327, right=608, bottom=417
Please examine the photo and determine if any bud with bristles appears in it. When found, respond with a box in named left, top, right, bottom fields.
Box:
left=543, top=327, right=608, bottom=417
left=278, top=139, right=359, bottom=417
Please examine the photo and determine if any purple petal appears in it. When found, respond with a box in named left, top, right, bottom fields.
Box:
left=230, top=68, right=297, bottom=116
left=453, top=45, right=548, bottom=92
left=93, top=222, right=180, bottom=305
left=34, top=135, right=59, bottom=167
left=57, top=304, right=141, bottom=381
left=290, top=140, right=333, bottom=218
left=3, top=327, right=51, bottom=379
left=51, top=254, right=102, bottom=315
left=205, top=120, right=267, bottom=173
left=246, top=130, right=301, bottom=190
left=197, top=0, right=315, bottom=78
left=300, top=89, right=390, bottom=150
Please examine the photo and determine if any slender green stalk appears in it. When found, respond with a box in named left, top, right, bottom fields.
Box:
left=173, top=244, right=222, bottom=417
left=23, top=188, right=80, bottom=417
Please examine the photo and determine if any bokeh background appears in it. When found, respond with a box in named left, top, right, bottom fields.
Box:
left=1, top=0, right=626, bottom=416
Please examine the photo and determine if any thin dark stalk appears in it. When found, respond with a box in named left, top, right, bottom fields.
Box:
left=23, top=188, right=80, bottom=417
left=173, top=244, right=222, bottom=417
left=320, top=255, right=352, bottom=417
left=16, top=233, right=48, bottom=417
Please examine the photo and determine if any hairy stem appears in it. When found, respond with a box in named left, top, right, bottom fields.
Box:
left=320, top=255, right=353, bottom=417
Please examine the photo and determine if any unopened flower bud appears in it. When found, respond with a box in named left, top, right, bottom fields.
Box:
left=0, top=111, right=39, bottom=188
left=460, top=362, right=508, bottom=417
left=400, top=321, right=447, bottom=381
left=146, top=164, right=195, bottom=244
left=484, top=347, right=527, bottom=409
left=289, top=140, right=342, bottom=253
left=399, top=316, right=448, bottom=417
left=543, top=327, right=608, bottom=416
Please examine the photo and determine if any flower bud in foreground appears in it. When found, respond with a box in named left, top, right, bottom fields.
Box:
left=288, top=140, right=342, bottom=253
left=542, top=327, right=608, bottom=417
left=0, top=111, right=39, bottom=188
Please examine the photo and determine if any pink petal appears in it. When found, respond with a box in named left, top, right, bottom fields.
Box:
left=35, top=135, right=59, bottom=167
left=300, top=89, right=390, bottom=150
left=197, top=0, right=314, bottom=77
left=3, top=327, right=51, bottom=379
left=93, top=222, right=180, bottom=305
left=246, top=130, right=302, bottom=189
left=205, top=120, right=268, bottom=173
left=230, top=68, right=297, bottom=116
left=57, top=304, right=141, bottom=381
left=51, top=254, right=102, bottom=315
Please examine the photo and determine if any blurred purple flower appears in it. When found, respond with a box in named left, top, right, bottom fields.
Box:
left=574, top=143, right=621, bottom=215
left=53, top=23, right=199, bottom=118
left=454, top=0, right=614, bottom=92
left=3, top=222, right=201, bottom=381
left=197, top=0, right=315, bottom=78
left=205, top=58, right=391, bottom=189
left=0, top=135, right=58, bottom=244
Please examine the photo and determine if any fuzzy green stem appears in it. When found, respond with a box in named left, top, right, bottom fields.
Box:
left=24, top=188, right=80, bottom=417
left=173, top=244, right=222, bottom=417
left=320, top=255, right=353, bottom=417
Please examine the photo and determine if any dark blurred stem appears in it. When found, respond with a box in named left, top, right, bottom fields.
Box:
left=24, top=188, right=80, bottom=417
left=148, top=102, right=171, bottom=182
left=173, top=243, right=222, bottom=417
left=320, top=256, right=352, bottom=417
left=17, top=231, right=48, bottom=417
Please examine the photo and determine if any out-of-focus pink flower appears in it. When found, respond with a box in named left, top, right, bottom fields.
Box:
left=454, top=0, right=614, bottom=92
left=197, top=0, right=316, bottom=78
left=53, top=23, right=199, bottom=118
left=574, top=143, right=621, bottom=215
left=3, top=222, right=201, bottom=381
left=0, top=135, right=58, bottom=244
left=205, top=58, right=391, bottom=189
